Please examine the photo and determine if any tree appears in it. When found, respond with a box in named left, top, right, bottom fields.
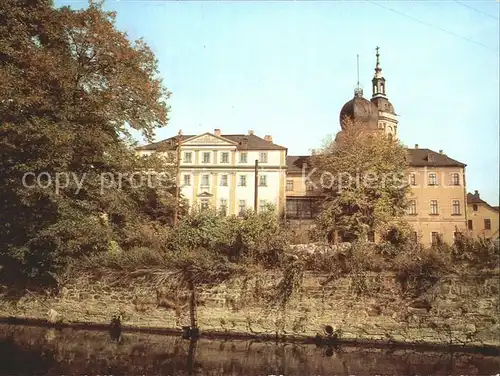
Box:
left=311, top=118, right=409, bottom=243
left=0, top=0, right=173, bottom=284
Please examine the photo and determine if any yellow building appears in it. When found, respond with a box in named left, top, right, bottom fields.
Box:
left=137, top=130, right=288, bottom=216
left=405, top=146, right=467, bottom=245
left=285, top=47, right=468, bottom=246
left=466, top=190, right=499, bottom=241
left=285, top=156, right=322, bottom=219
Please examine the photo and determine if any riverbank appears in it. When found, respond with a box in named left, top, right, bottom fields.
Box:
left=0, top=272, right=498, bottom=350
left=1, top=324, right=499, bottom=375
left=1, top=316, right=499, bottom=356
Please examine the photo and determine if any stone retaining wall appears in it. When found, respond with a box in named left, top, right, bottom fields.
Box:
left=0, top=271, right=498, bottom=347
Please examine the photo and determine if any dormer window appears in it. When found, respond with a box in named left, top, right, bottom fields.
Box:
left=427, top=153, right=434, bottom=162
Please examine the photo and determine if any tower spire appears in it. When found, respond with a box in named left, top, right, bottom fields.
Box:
left=372, top=46, right=386, bottom=98
left=375, top=46, right=381, bottom=72
left=354, top=54, right=363, bottom=97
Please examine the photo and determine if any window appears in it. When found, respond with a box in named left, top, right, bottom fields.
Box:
left=220, top=174, right=228, bottom=186
left=239, top=175, right=247, bottom=186
left=239, top=152, right=247, bottom=163
left=220, top=199, right=228, bottom=216
left=286, top=180, right=294, bottom=191
left=221, top=152, right=229, bottom=163
left=259, top=175, right=267, bottom=187
left=184, top=152, right=192, bottom=163
left=431, top=232, right=439, bottom=246
left=430, top=200, right=438, bottom=215
left=201, top=174, right=210, bottom=187
left=409, top=173, right=416, bottom=186
left=183, top=174, right=191, bottom=186
left=468, top=220, right=473, bottom=230
left=238, top=200, right=246, bottom=216
left=452, top=200, right=461, bottom=215
left=473, top=204, right=478, bottom=211
left=485, top=219, right=491, bottom=230
left=202, top=152, right=211, bottom=164
left=428, top=173, right=437, bottom=186
left=408, top=200, right=417, bottom=215
left=286, top=198, right=317, bottom=219
left=200, top=199, right=209, bottom=211
left=259, top=199, right=266, bottom=213
left=306, top=182, right=314, bottom=192
left=451, top=173, right=460, bottom=186
left=259, top=152, right=268, bottom=163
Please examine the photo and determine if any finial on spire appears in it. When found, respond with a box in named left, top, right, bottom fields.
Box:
left=354, top=54, right=363, bottom=97
left=356, top=54, right=360, bottom=88
left=375, top=46, right=381, bottom=72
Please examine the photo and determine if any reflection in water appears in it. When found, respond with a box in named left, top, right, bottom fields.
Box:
left=0, top=324, right=498, bottom=375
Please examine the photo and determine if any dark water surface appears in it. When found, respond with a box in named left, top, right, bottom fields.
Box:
left=0, top=324, right=498, bottom=375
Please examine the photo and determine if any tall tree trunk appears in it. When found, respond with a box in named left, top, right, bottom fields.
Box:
left=188, top=280, right=197, bottom=329
left=186, top=338, right=197, bottom=376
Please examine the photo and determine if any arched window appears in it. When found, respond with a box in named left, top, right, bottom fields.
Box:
left=381, top=83, right=385, bottom=93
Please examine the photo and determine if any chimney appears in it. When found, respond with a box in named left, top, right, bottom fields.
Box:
left=414, top=144, right=419, bottom=149
left=248, top=130, right=254, bottom=135
left=439, top=149, right=443, bottom=154
left=214, top=128, right=221, bottom=136
left=474, top=190, right=479, bottom=197
left=264, top=135, right=273, bottom=142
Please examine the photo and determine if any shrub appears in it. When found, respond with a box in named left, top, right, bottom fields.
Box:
left=394, top=246, right=451, bottom=298
left=452, top=234, right=500, bottom=269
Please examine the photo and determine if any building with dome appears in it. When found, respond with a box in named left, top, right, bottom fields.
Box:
left=337, top=47, right=398, bottom=138
left=286, top=47, right=467, bottom=246
left=137, top=47, right=473, bottom=247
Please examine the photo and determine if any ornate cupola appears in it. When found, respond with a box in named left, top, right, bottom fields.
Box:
left=372, top=46, right=386, bottom=98
left=370, top=46, right=399, bottom=139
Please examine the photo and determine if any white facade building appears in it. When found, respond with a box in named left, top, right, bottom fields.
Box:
left=137, top=130, right=288, bottom=216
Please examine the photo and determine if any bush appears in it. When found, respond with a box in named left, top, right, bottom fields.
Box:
left=452, top=234, right=500, bottom=269
left=167, top=207, right=288, bottom=268
left=394, top=246, right=451, bottom=298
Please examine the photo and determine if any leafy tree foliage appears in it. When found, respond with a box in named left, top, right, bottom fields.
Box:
left=0, top=0, right=173, bottom=284
left=311, top=118, right=409, bottom=243
left=85, top=207, right=290, bottom=329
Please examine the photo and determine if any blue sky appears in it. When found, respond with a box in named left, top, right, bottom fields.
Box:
left=57, top=0, right=499, bottom=205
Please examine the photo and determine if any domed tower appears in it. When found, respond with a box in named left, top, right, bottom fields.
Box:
left=339, top=89, right=379, bottom=130
left=370, top=47, right=398, bottom=138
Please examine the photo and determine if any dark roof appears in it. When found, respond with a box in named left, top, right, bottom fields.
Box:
left=467, top=193, right=499, bottom=212
left=405, top=148, right=466, bottom=168
left=136, top=133, right=287, bottom=151
left=339, top=93, right=379, bottom=130
left=467, top=192, right=487, bottom=205
left=287, top=148, right=465, bottom=172
left=286, top=155, right=312, bottom=173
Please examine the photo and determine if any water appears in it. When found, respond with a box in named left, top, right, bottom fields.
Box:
left=0, top=324, right=498, bottom=375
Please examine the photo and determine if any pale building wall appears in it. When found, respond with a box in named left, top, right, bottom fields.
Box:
left=406, top=166, right=467, bottom=246
left=285, top=174, right=322, bottom=197
left=377, top=112, right=398, bottom=139
left=177, top=137, right=286, bottom=216
left=467, top=202, right=499, bottom=241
